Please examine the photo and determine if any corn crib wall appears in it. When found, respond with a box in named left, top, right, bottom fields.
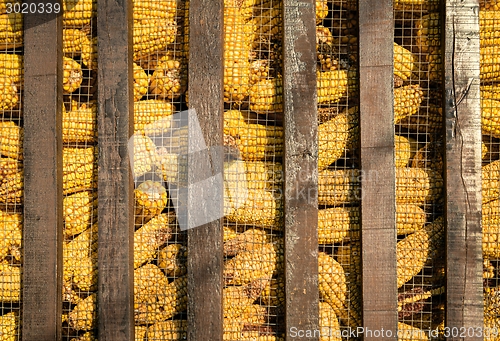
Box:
left=0, top=0, right=495, bottom=340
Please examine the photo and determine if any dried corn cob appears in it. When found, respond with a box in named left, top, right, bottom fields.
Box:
left=318, top=207, right=359, bottom=244
left=411, top=141, right=444, bottom=175
left=482, top=98, right=500, bottom=138
left=0, top=121, right=22, bottom=159
left=0, top=158, right=19, bottom=178
left=63, top=102, right=97, bottom=143
left=134, top=62, right=149, bottom=101
left=225, top=160, right=283, bottom=193
left=225, top=187, right=281, bottom=228
left=131, top=135, right=157, bottom=179
left=134, top=181, right=168, bottom=225
left=259, top=277, right=285, bottom=307
left=481, top=46, right=500, bottom=82
left=319, top=302, right=342, bottom=341
left=63, top=147, right=96, bottom=194
left=147, top=320, right=187, bottom=340
left=318, top=252, right=346, bottom=317
left=0, top=75, right=18, bottom=110
left=62, top=280, right=82, bottom=305
left=158, top=243, right=187, bottom=276
left=0, top=312, right=17, bottom=341
left=316, top=0, right=328, bottom=23
left=414, top=12, right=440, bottom=54
left=483, top=160, right=500, bottom=204
left=318, top=110, right=356, bottom=170
left=63, top=191, right=97, bottom=238
left=0, top=54, right=22, bottom=85
left=394, top=84, right=424, bottom=123
left=68, top=293, right=97, bottom=331
left=397, top=104, right=443, bottom=134
left=250, top=59, right=270, bottom=83
left=224, top=228, right=271, bottom=256
left=394, top=42, right=418, bottom=80
left=63, top=0, right=96, bottom=27
left=0, top=13, right=22, bottom=49
left=397, top=229, right=429, bottom=288
left=485, top=286, right=500, bottom=318
left=0, top=264, right=20, bottom=302
left=134, top=99, right=175, bottom=135
left=249, top=76, right=283, bottom=114
left=0, top=170, right=22, bottom=204
left=149, top=57, right=188, bottom=100
left=224, top=242, right=277, bottom=285
left=63, top=29, right=88, bottom=56
left=63, top=57, right=83, bottom=94
left=81, top=36, right=97, bottom=70
left=317, top=70, right=348, bottom=105
left=250, top=4, right=282, bottom=42
left=0, top=211, right=21, bottom=259
left=483, top=200, right=500, bottom=258
left=395, top=135, right=412, bottom=168
left=134, top=213, right=173, bottom=268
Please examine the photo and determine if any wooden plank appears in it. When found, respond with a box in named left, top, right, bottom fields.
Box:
left=186, top=0, right=224, bottom=339
left=22, top=6, right=63, bottom=341
left=282, top=0, right=319, bottom=339
left=443, top=1, right=484, bottom=338
left=97, top=0, right=134, bottom=338
left=358, top=0, right=398, bottom=339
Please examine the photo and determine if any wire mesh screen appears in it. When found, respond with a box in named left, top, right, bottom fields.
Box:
left=61, top=0, right=98, bottom=339
left=316, top=1, right=360, bottom=340
left=0, top=1, right=23, bottom=339
left=480, top=1, right=500, bottom=339
left=393, top=0, right=445, bottom=339
left=222, top=0, right=285, bottom=339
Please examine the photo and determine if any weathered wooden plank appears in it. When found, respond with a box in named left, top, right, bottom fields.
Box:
left=282, top=0, right=319, bottom=340
left=358, top=0, right=398, bottom=339
left=22, top=5, right=63, bottom=341
left=97, top=0, right=134, bottom=338
left=187, top=0, right=224, bottom=339
left=443, top=1, right=484, bottom=338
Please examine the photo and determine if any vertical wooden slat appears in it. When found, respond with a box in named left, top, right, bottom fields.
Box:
left=282, top=0, right=319, bottom=339
left=187, top=0, right=224, bottom=339
left=443, top=1, right=484, bottom=338
left=358, top=0, right=398, bottom=339
left=23, top=5, right=63, bottom=341
left=97, top=0, right=134, bottom=338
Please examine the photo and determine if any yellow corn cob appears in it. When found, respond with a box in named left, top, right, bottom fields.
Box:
left=131, top=135, right=157, bottom=179
left=157, top=243, right=187, bottom=276
left=63, top=57, right=83, bottom=94
left=483, top=160, right=500, bottom=204
left=224, top=225, right=238, bottom=241
left=68, top=293, right=97, bottom=331
left=484, top=317, right=500, bottom=341
left=81, top=36, right=97, bottom=70
left=0, top=264, right=20, bottom=302
left=316, top=0, right=328, bottom=23
left=224, top=160, right=283, bottom=193
left=317, top=70, right=348, bottom=105
left=224, top=242, right=277, bottom=285
left=0, top=170, right=22, bottom=204
left=484, top=258, right=495, bottom=279
left=0, top=13, right=22, bottom=49
left=146, top=320, right=187, bottom=340
left=63, top=29, right=88, bottom=56
left=63, top=147, right=96, bottom=194
left=134, top=213, right=173, bottom=268
left=426, top=47, right=442, bottom=81
left=63, top=102, right=97, bottom=143
left=485, top=286, right=500, bottom=318
left=395, top=135, right=412, bottom=168
left=63, top=0, right=96, bottom=27
left=133, top=0, right=177, bottom=61
left=394, top=42, right=418, bottom=80
left=136, top=325, right=147, bottom=341
left=250, top=4, right=282, bottom=41
left=319, top=302, right=342, bottom=341
left=0, top=157, right=20, bottom=177
left=411, top=141, right=444, bottom=174
left=480, top=0, right=500, bottom=10
left=483, top=199, right=500, bottom=258
left=0, top=312, right=17, bottom=341
left=133, top=62, right=149, bottom=101
left=0, top=54, right=22, bottom=85
left=394, top=0, right=439, bottom=10
left=134, top=181, right=169, bottom=225
left=134, top=99, right=175, bottom=135
left=481, top=46, right=500, bottom=82
left=0, top=210, right=21, bottom=259
left=414, top=13, right=440, bottom=54
left=8, top=222, right=20, bottom=261
left=250, top=59, right=270, bottom=83
left=69, top=332, right=97, bottom=341
left=63, top=191, right=97, bottom=238
left=259, top=277, right=285, bottom=307
left=318, top=252, right=346, bottom=317
left=149, top=58, right=188, bottom=100
left=482, top=98, right=500, bottom=138
left=0, top=75, right=18, bottom=110
left=0, top=121, right=22, bottom=159
left=223, top=228, right=271, bottom=256
left=397, top=322, right=429, bottom=341
left=249, top=76, right=283, bottom=114
left=397, top=104, right=443, bottom=134
left=394, top=84, right=424, bottom=123
left=62, top=280, right=82, bottom=305
left=397, top=229, right=429, bottom=288
left=65, top=249, right=98, bottom=292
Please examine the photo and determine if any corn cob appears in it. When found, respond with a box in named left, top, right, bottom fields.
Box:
left=224, top=225, right=238, bottom=241
left=81, top=36, right=97, bottom=70
left=397, top=104, right=443, bottom=134
left=485, top=286, right=500, bottom=317
left=394, top=84, right=424, bottom=123
left=480, top=0, right=500, bottom=10
left=158, top=243, right=187, bottom=276
left=146, top=320, right=187, bottom=340
left=397, top=322, right=429, bottom=341
left=483, top=199, right=500, bottom=258
left=63, top=57, right=83, bottom=94
left=63, top=102, right=97, bottom=143
left=395, top=135, right=412, bottom=168
left=259, top=276, right=285, bottom=307
left=224, top=242, right=277, bottom=285
left=394, top=42, right=418, bottom=80
left=134, top=99, right=175, bottom=135
left=482, top=98, right=500, bottom=138
left=63, top=191, right=97, bottom=238
left=249, top=76, right=283, bottom=114
left=63, top=0, right=96, bottom=27
left=149, top=57, right=188, bottom=100
left=224, top=228, right=271, bottom=256
left=68, top=293, right=97, bottom=331
left=483, top=160, right=500, bottom=204
left=63, top=147, right=96, bottom=194
left=414, top=13, right=440, bottom=54
left=484, top=258, right=495, bottom=279
left=0, top=210, right=21, bottom=259
left=0, top=13, right=22, bottom=49
left=0, top=54, right=22, bottom=86
left=318, top=252, right=346, bottom=317
left=397, top=229, right=429, bottom=288
left=136, top=326, right=147, bottom=341
left=481, top=46, right=500, bottom=82
left=63, top=29, right=88, bottom=56
left=318, top=110, right=356, bottom=170
left=0, top=264, right=20, bottom=302
left=224, top=160, right=283, bottom=193
left=317, top=70, right=348, bottom=105
left=0, top=157, right=19, bottom=177
left=134, top=213, right=173, bottom=268
left=249, top=4, right=282, bottom=42
left=133, top=62, right=149, bottom=101
left=69, top=332, right=97, bottom=341
left=411, top=141, right=444, bottom=175
left=0, top=121, right=21, bottom=160
left=0, top=75, right=18, bottom=110
left=225, top=187, right=281, bottom=228
left=0, top=170, right=22, bottom=204
left=134, top=181, right=168, bottom=225
left=62, top=280, right=82, bottom=305
left=316, top=0, right=328, bottom=23
left=0, top=312, right=17, bottom=341
left=133, top=0, right=177, bottom=61
left=250, top=59, right=270, bottom=83
left=319, top=302, right=342, bottom=341
left=318, top=207, right=360, bottom=244
left=8, top=222, right=20, bottom=261
left=484, top=318, right=500, bottom=341
left=131, top=135, right=157, bottom=179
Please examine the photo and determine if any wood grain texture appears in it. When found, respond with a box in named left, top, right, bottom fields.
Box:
left=282, top=0, right=319, bottom=339
left=22, top=6, right=63, bottom=341
left=187, top=0, right=224, bottom=339
left=443, top=1, right=484, bottom=338
left=358, top=0, right=398, bottom=338
left=97, top=0, right=134, bottom=338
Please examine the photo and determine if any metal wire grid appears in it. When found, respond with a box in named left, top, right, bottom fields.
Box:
left=0, top=1, right=23, bottom=339
left=221, top=0, right=285, bottom=340
left=480, top=1, right=500, bottom=339
left=393, top=1, right=445, bottom=339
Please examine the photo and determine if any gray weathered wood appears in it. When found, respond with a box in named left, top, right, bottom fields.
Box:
left=282, top=0, right=319, bottom=339
left=187, top=0, right=224, bottom=339
left=443, top=1, right=484, bottom=338
left=97, top=0, right=135, bottom=338
left=22, top=5, right=63, bottom=341
left=358, top=0, right=398, bottom=339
